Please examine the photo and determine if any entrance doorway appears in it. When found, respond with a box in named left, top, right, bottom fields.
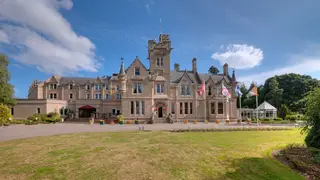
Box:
left=79, top=105, right=96, bottom=118
left=158, top=107, right=163, bottom=118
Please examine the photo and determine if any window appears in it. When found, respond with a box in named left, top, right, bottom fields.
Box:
left=156, top=84, right=164, bottom=94
left=53, top=93, right=57, bottom=99
left=95, top=84, right=101, bottom=90
left=116, top=85, right=120, bottom=91
left=11, top=108, right=14, bottom=115
left=156, top=57, right=164, bottom=67
left=69, top=93, right=73, bottom=99
left=134, top=67, right=140, bottom=76
left=136, top=101, right=140, bottom=115
left=49, top=93, right=53, bottom=99
left=180, top=102, right=183, bottom=114
left=106, top=94, right=110, bottom=99
left=133, top=83, right=143, bottom=94
left=116, top=94, right=121, bottom=100
left=190, top=102, right=193, bottom=114
left=208, top=87, right=212, bottom=96
left=218, top=102, right=223, bottom=114
left=105, top=84, right=109, bottom=90
left=116, top=110, right=120, bottom=115
left=37, top=108, right=40, bottom=114
left=211, top=102, right=215, bottom=114
left=141, top=101, right=145, bottom=115
left=49, top=84, right=57, bottom=90
left=86, top=85, right=90, bottom=90
left=112, top=109, right=116, bottom=116
left=131, top=101, right=134, bottom=115
left=171, top=102, right=175, bottom=114
left=95, top=94, right=101, bottom=99
left=180, top=85, right=190, bottom=95
left=69, top=84, right=73, bottom=89
left=184, top=102, right=188, bottom=114
left=86, top=94, right=90, bottom=99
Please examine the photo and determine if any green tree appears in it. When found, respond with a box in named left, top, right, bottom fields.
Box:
left=264, top=73, right=319, bottom=113
left=303, top=88, right=320, bottom=148
left=0, top=104, right=12, bottom=125
left=0, top=54, right=16, bottom=106
left=208, top=66, right=219, bottom=74
left=278, top=104, right=289, bottom=120
left=264, top=78, right=283, bottom=109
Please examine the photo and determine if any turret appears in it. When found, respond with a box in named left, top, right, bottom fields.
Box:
left=232, top=69, right=236, bottom=82
left=117, top=58, right=127, bottom=94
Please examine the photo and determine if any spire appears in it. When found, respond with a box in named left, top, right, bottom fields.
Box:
left=232, top=69, right=236, bottom=82
left=119, top=57, right=126, bottom=76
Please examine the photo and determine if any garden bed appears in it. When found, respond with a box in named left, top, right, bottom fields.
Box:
left=274, top=144, right=320, bottom=180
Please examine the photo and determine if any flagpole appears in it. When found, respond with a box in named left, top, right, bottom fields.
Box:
left=204, top=85, right=206, bottom=122
left=256, top=95, right=259, bottom=126
left=239, top=94, right=242, bottom=121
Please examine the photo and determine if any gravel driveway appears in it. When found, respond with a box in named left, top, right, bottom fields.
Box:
left=0, top=123, right=296, bottom=142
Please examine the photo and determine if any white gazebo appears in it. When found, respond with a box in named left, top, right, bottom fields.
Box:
left=255, top=101, right=277, bottom=119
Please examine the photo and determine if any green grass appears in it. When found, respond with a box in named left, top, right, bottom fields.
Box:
left=0, top=130, right=305, bottom=180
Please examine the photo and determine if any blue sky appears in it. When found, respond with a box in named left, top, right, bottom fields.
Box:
left=1, top=0, right=320, bottom=98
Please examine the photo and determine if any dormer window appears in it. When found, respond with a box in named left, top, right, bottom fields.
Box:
left=156, top=57, right=163, bottom=67
left=86, top=85, right=90, bottom=90
left=134, top=67, right=140, bottom=76
left=95, top=84, right=101, bottom=90
left=105, top=84, right=109, bottom=90
left=69, top=84, right=73, bottom=90
left=181, top=85, right=191, bottom=96
left=49, top=84, right=57, bottom=90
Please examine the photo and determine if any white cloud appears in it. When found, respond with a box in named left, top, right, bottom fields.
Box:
left=0, top=30, right=9, bottom=43
left=238, top=58, right=320, bottom=86
left=145, top=0, right=155, bottom=12
left=212, top=44, right=264, bottom=69
left=0, top=0, right=99, bottom=75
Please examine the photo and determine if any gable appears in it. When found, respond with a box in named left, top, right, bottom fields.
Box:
left=177, top=71, right=194, bottom=84
left=126, top=57, right=148, bottom=77
left=45, top=75, right=60, bottom=84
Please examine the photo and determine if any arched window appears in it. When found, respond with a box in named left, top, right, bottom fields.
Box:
left=156, top=57, right=163, bottom=67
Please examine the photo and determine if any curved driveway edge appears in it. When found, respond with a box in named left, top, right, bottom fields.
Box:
left=0, top=123, right=296, bottom=142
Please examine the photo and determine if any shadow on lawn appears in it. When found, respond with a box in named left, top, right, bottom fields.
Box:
left=213, top=157, right=304, bottom=180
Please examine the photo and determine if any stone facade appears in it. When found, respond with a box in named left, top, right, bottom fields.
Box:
left=13, top=34, right=239, bottom=122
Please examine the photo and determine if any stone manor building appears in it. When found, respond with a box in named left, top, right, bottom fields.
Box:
left=12, top=34, right=238, bottom=122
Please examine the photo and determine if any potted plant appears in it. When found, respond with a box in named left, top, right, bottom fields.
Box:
left=127, top=120, right=132, bottom=124
left=99, top=120, right=105, bottom=125
left=135, top=119, right=139, bottom=124
left=194, top=120, right=198, bottom=124
left=237, top=119, right=241, bottom=124
left=247, top=119, right=252, bottom=124
left=226, top=119, right=230, bottom=125
left=184, top=120, right=188, bottom=124
left=117, top=114, right=124, bottom=125
left=215, top=120, right=220, bottom=124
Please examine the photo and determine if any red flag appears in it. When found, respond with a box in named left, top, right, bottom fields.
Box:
left=198, top=81, right=205, bottom=96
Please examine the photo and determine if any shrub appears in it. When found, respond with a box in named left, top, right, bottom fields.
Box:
left=303, top=88, right=320, bottom=149
left=285, top=115, right=297, bottom=121
left=27, top=113, right=61, bottom=124
left=262, top=118, right=270, bottom=121
left=0, top=104, right=12, bottom=125
left=278, top=104, right=289, bottom=120
left=274, top=117, right=283, bottom=121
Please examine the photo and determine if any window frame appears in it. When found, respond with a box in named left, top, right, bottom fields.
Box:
left=218, top=102, right=223, bottom=114
left=184, top=102, right=188, bottom=114
left=69, top=93, right=73, bottom=99
left=211, top=102, right=215, bottom=114
left=134, top=67, right=140, bottom=76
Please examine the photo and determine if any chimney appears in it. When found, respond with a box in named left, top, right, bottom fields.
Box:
left=223, top=63, right=229, bottom=76
left=192, top=57, right=197, bottom=73
left=174, top=63, right=180, bottom=72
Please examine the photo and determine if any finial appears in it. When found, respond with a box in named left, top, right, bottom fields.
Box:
left=120, top=57, right=124, bottom=62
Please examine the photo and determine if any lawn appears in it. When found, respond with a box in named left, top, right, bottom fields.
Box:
left=0, top=130, right=305, bottom=180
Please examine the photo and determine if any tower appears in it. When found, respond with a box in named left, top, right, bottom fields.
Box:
left=148, top=34, right=172, bottom=99
left=118, top=59, right=127, bottom=98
